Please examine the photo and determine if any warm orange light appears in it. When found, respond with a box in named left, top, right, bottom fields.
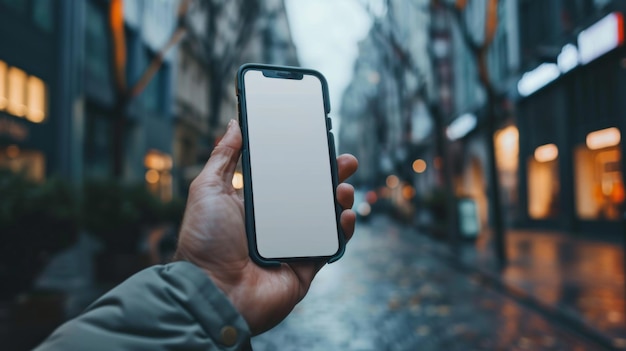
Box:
left=5, top=144, right=19, bottom=158
left=7, top=67, right=26, bottom=117
left=534, top=144, right=558, bottom=163
left=586, top=127, right=621, bottom=150
left=26, top=76, right=46, bottom=123
left=495, top=126, right=519, bottom=172
left=232, top=172, right=244, bottom=190
left=412, top=159, right=427, bottom=173
left=144, top=151, right=173, bottom=171
left=145, top=169, right=160, bottom=184
left=110, top=0, right=127, bottom=92
left=402, top=185, right=415, bottom=200
left=0, top=60, right=6, bottom=110
left=386, top=175, right=399, bottom=188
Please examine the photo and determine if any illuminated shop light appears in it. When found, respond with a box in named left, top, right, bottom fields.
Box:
left=578, top=12, right=624, bottom=65
left=0, top=61, right=6, bottom=110
left=402, top=185, right=415, bottom=200
left=517, top=63, right=560, bottom=97
left=446, top=113, right=477, bottom=140
left=26, top=76, right=46, bottom=123
left=412, top=159, right=427, bottom=173
left=386, top=175, right=399, bottom=188
left=145, top=169, right=160, bottom=184
left=557, top=44, right=579, bottom=73
left=534, top=144, right=559, bottom=163
left=7, top=67, right=26, bottom=117
left=586, top=127, right=621, bottom=150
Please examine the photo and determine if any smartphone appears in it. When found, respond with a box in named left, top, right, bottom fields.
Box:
left=236, top=63, right=345, bottom=267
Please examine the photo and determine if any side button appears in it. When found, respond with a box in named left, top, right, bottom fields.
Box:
left=326, top=118, right=332, bottom=131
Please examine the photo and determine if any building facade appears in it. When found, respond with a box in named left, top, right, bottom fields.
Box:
left=515, top=0, right=626, bottom=234
left=0, top=0, right=82, bottom=182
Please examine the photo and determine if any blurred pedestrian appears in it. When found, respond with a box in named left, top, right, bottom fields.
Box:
left=35, top=120, right=358, bottom=351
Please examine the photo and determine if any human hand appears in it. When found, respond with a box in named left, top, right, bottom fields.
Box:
left=174, top=120, right=358, bottom=335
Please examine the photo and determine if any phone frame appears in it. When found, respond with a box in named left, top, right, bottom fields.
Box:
left=236, top=63, right=346, bottom=267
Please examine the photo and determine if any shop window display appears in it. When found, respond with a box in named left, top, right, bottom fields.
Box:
left=575, top=145, right=623, bottom=220
left=527, top=144, right=560, bottom=219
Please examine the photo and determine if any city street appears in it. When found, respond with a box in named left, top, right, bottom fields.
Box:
left=252, top=215, right=602, bottom=351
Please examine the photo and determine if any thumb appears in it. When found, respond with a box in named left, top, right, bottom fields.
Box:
left=199, top=120, right=242, bottom=184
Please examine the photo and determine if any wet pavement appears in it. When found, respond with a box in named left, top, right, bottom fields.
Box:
left=252, top=216, right=602, bottom=351
left=461, top=228, right=626, bottom=343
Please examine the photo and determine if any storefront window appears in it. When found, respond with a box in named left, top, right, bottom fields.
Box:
left=0, top=61, right=6, bottom=110
left=7, top=67, right=26, bottom=117
left=26, top=76, right=46, bottom=123
left=495, top=125, right=520, bottom=223
left=574, top=128, right=623, bottom=220
left=527, top=143, right=560, bottom=219
left=0, top=145, right=45, bottom=182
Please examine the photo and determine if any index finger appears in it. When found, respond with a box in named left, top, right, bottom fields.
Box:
left=337, top=154, right=358, bottom=183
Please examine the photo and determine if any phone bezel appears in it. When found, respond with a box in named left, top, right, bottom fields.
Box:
left=236, top=63, right=346, bottom=267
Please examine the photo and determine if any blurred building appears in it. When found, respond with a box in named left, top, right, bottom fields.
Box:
left=427, top=0, right=521, bottom=233
left=85, top=0, right=178, bottom=201
left=168, top=0, right=300, bottom=190
left=0, top=0, right=78, bottom=182
left=515, top=0, right=626, bottom=234
left=340, top=0, right=434, bottom=194
left=205, top=0, right=299, bottom=150
left=173, top=1, right=211, bottom=194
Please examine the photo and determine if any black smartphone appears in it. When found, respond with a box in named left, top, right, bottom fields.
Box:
left=236, top=63, right=345, bottom=267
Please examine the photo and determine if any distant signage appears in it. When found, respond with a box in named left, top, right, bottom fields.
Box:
left=517, top=63, right=560, bottom=97
left=518, top=12, right=624, bottom=98
left=446, top=113, right=477, bottom=141
left=578, top=12, right=624, bottom=65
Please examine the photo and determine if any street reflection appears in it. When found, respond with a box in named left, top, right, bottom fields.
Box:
left=496, top=231, right=626, bottom=339
left=253, top=216, right=602, bottom=350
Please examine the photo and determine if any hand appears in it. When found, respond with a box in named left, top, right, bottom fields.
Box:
left=174, top=120, right=358, bottom=335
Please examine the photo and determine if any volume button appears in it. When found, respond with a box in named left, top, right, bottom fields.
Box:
left=326, top=118, right=332, bottom=131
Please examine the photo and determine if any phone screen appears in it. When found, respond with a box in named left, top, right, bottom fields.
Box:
left=242, top=69, right=339, bottom=259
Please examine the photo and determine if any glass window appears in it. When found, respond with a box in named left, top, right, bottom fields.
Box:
left=527, top=144, right=560, bottom=219
left=33, top=0, right=55, bottom=32
left=26, top=75, right=46, bottom=123
left=495, top=126, right=519, bottom=220
left=0, top=60, right=7, bottom=110
left=575, top=134, right=623, bottom=220
left=85, top=1, right=111, bottom=85
left=7, top=67, right=27, bottom=117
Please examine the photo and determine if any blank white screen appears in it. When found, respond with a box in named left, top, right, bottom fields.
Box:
left=243, top=70, right=339, bottom=259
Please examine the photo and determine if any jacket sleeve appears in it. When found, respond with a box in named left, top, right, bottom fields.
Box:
left=34, top=261, right=252, bottom=351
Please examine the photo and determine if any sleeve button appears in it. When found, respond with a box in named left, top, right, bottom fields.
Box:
left=220, top=326, right=238, bottom=346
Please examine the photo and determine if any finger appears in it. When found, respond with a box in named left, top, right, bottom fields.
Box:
left=337, top=154, right=358, bottom=183
left=199, top=120, right=242, bottom=184
left=341, top=209, right=356, bottom=242
left=337, top=183, right=354, bottom=210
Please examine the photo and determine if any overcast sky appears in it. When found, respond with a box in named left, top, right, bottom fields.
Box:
left=284, top=0, right=373, bottom=130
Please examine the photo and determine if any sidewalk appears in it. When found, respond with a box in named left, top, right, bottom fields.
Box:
left=253, top=216, right=601, bottom=350
left=457, top=228, right=626, bottom=347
